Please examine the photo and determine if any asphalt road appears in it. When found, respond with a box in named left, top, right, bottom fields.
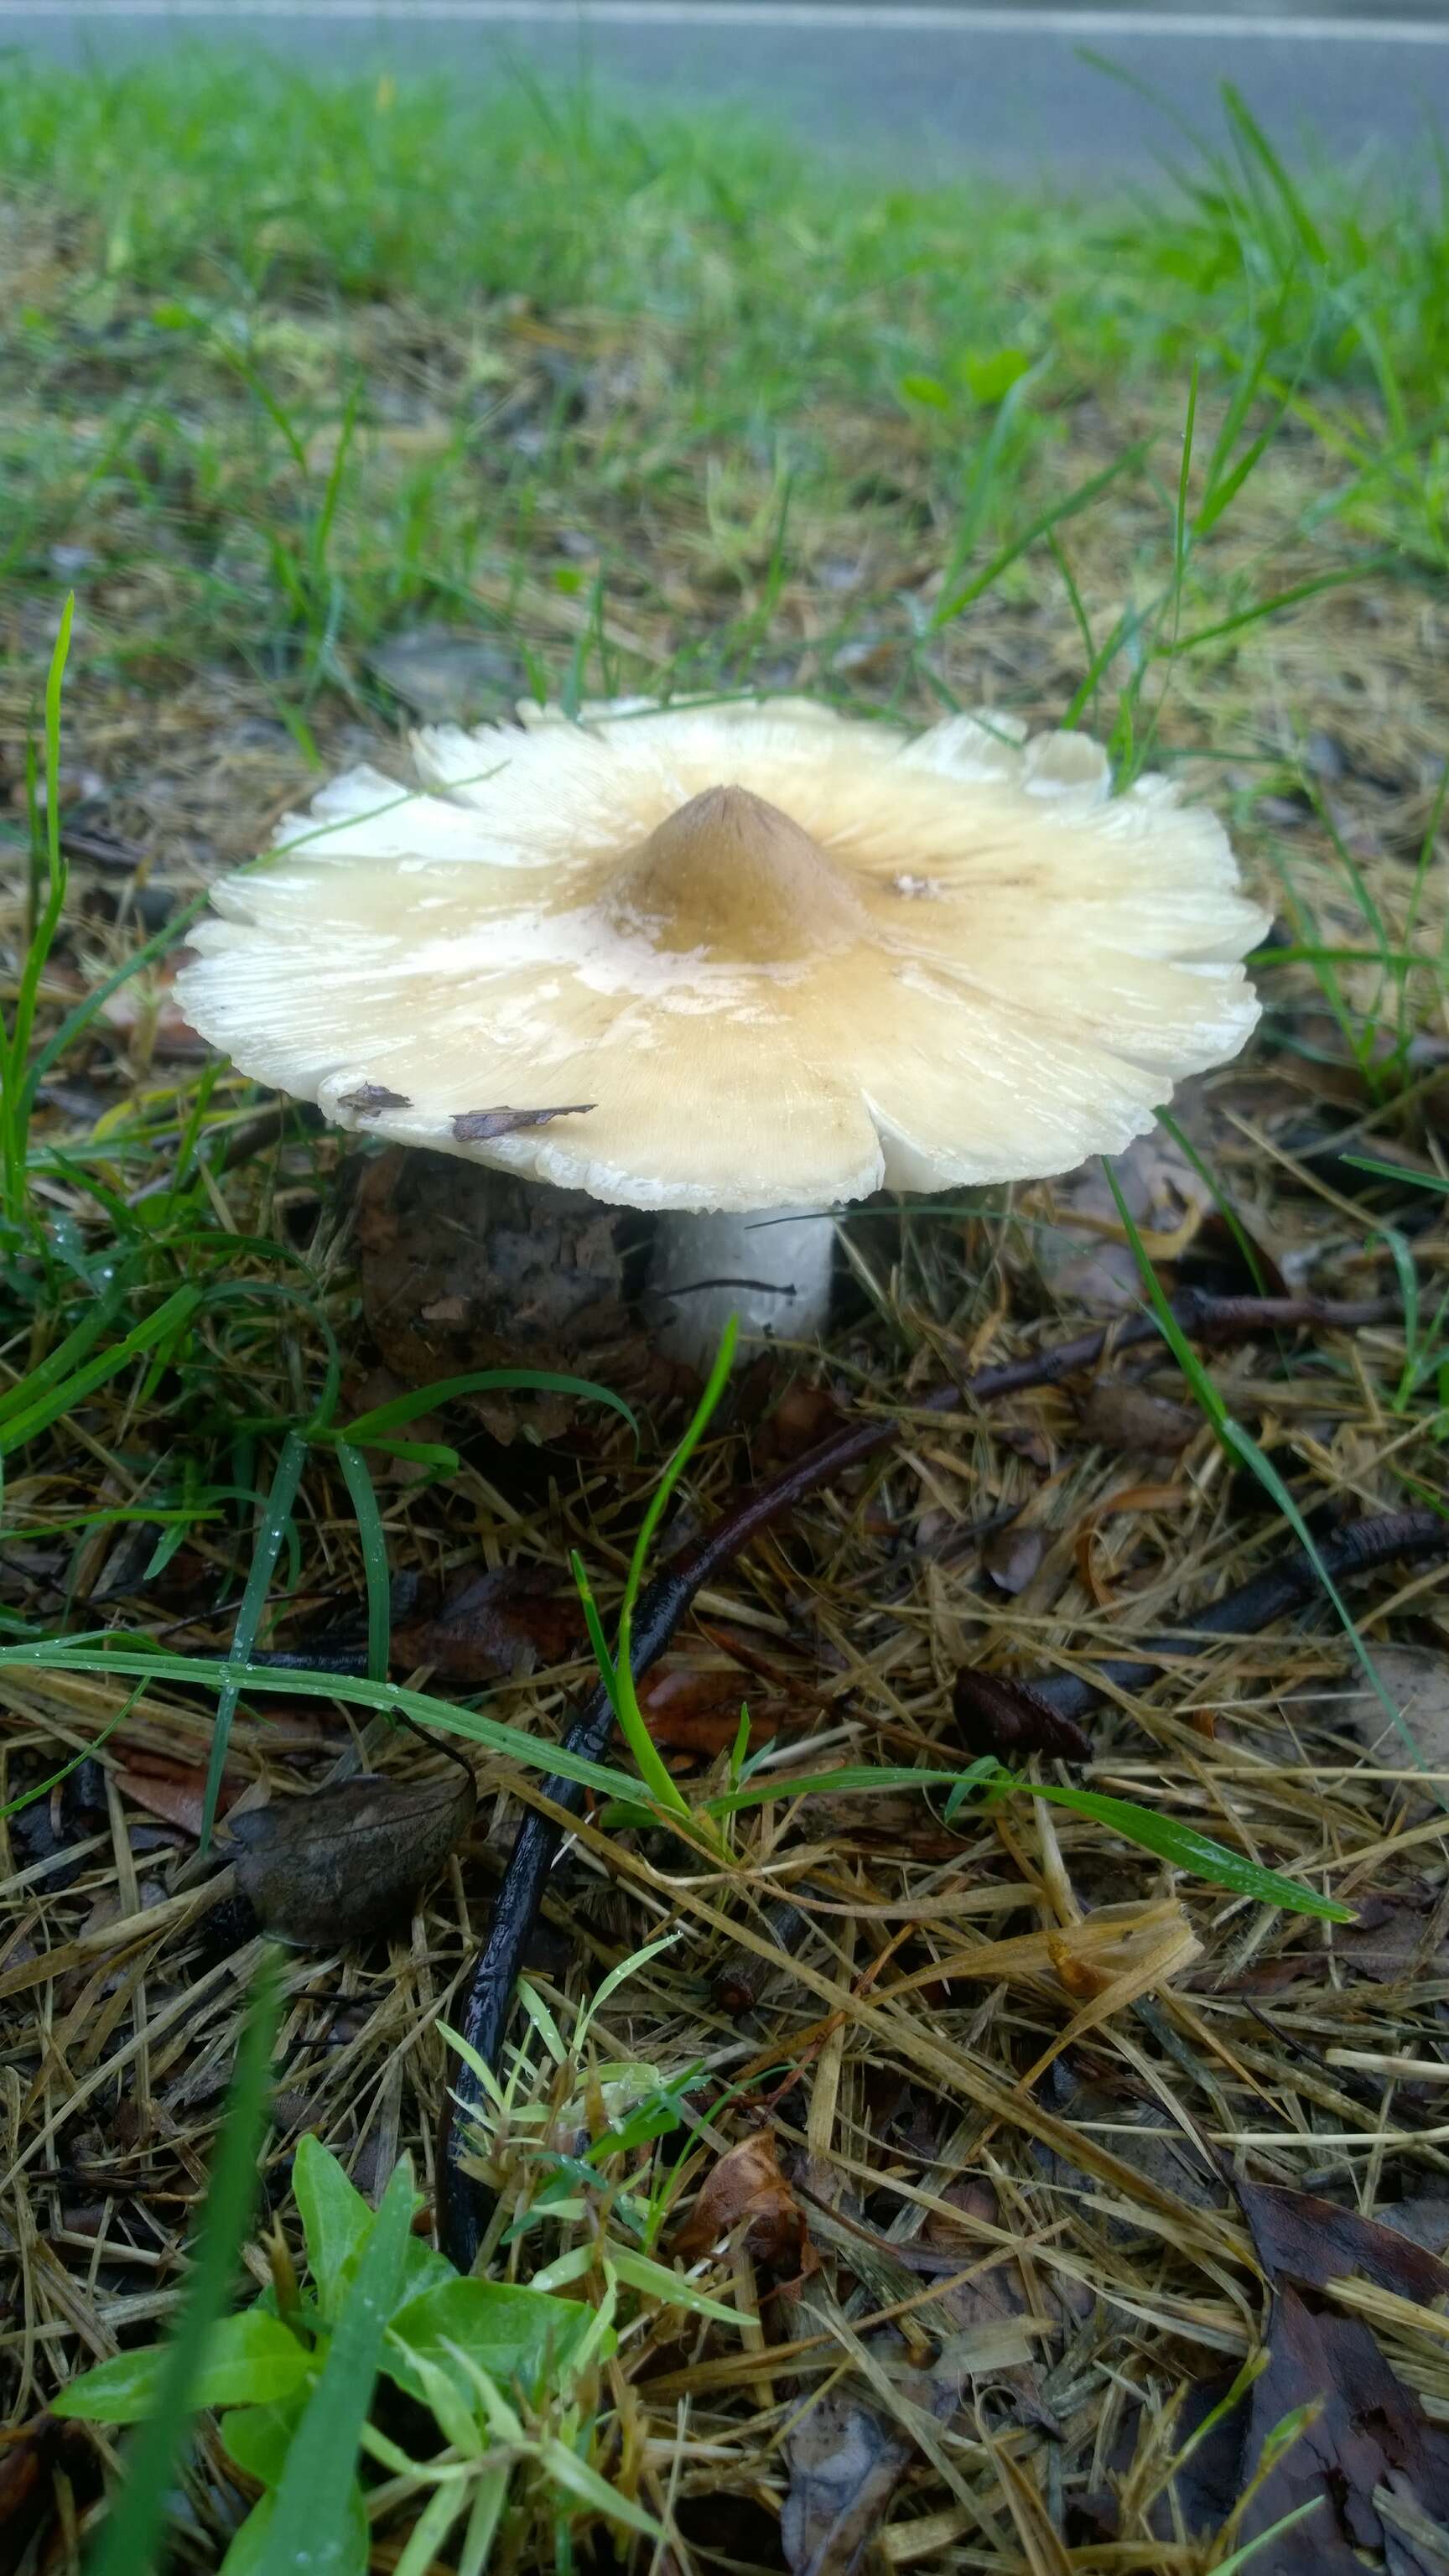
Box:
left=3, top=3, right=1448, bottom=174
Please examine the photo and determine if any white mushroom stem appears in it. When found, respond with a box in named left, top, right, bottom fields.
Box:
left=646, top=1206, right=839, bottom=1369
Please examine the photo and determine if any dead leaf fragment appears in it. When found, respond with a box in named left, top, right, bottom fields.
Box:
left=782, top=2386, right=911, bottom=2576
left=983, top=1522, right=1046, bottom=1595
left=782, top=2324, right=974, bottom=2576
left=449, top=1103, right=594, bottom=1142
left=1239, top=2181, right=1449, bottom=2307
left=924, top=2179, right=1061, bottom=2428
left=1172, top=2288, right=1449, bottom=2574
left=953, top=1666, right=1091, bottom=1765
left=118, top=1758, right=235, bottom=1840
left=392, top=1566, right=583, bottom=1682
left=337, top=1082, right=412, bottom=1114
left=675, top=2129, right=811, bottom=2271
left=226, top=1768, right=475, bottom=1945
left=1079, top=1379, right=1199, bottom=1454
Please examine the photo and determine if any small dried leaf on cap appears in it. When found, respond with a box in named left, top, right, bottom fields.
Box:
left=226, top=1768, right=475, bottom=1946
left=336, top=1082, right=412, bottom=1114
left=449, top=1103, right=595, bottom=1143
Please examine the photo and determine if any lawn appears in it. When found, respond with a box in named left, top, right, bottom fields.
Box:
left=2, top=49, right=1448, bottom=2576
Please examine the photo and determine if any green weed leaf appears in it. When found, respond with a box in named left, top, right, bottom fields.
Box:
left=382, top=2275, right=595, bottom=2412
left=292, top=2134, right=373, bottom=2324
left=53, top=2309, right=309, bottom=2423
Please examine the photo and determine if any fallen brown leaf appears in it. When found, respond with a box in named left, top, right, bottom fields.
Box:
left=393, top=1566, right=583, bottom=1682
left=675, top=2129, right=811, bottom=2272
left=639, top=1665, right=790, bottom=1754
left=1239, top=2181, right=1449, bottom=2306
left=226, top=1767, right=475, bottom=1946
left=1172, top=2288, right=1449, bottom=2574
left=1087, top=1479, right=1194, bottom=1522
left=769, top=1382, right=848, bottom=1461
left=983, top=1521, right=1046, bottom=1595
left=1079, top=1379, right=1199, bottom=1453
left=118, top=1758, right=236, bottom=1839
left=952, top=1666, right=1091, bottom=1765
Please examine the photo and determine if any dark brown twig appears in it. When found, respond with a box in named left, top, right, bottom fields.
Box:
left=1028, top=1507, right=1449, bottom=1722
left=435, top=1285, right=1404, bottom=2267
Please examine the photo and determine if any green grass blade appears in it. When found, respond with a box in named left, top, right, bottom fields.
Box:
left=619, top=1319, right=736, bottom=1642
left=709, top=1758, right=998, bottom=1815
left=3, top=595, right=73, bottom=1217
left=569, top=1549, right=624, bottom=1722
left=1163, top=557, right=1394, bottom=654
left=1022, top=1780, right=1350, bottom=1920
left=199, top=1430, right=308, bottom=1853
left=341, top=1367, right=637, bottom=1446
left=609, top=1321, right=738, bottom=1821
left=335, top=1440, right=391, bottom=1683
left=0, top=1285, right=204, bottom=1458
left=0, top=1273, right=127, bottom=1428
left=86, top=1953, right=280, bottom=2576
left=1155, top=1108, right=1269, bottom=1295
left=1344, top=1156, right=1448, bottom=1196
left=932, top=441, right=1150, bottom=626
left=1104, top=1162, right=1425, bottom=1774
left=265, top=2159, right=413, bottom=2575
left=1208, top=2499, right=1322, bottom=2576
left=0, top=1639, right=675, bottom=1805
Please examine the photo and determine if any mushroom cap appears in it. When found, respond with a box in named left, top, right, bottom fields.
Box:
left=177, top=699, right=1269, bottom=1213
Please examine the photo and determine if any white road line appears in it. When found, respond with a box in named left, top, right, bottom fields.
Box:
left=4, top=0, right=1449, bottom=42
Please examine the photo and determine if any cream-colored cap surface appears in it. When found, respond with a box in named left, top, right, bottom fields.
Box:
left=177, top=699, right=1269, bottom=1213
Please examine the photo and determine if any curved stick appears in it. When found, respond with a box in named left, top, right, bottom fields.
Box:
left=1031, top=1505, right=1449, bottom=1720
left=435, top=1286, right=1400, bottom=2267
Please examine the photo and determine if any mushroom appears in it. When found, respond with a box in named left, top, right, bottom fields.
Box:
left=176, top=697, right=1267, bottom=1365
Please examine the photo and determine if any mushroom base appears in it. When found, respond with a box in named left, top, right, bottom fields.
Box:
left=352, top=1147, right=841, bottom=1382
left=644, top=1207, right=839, bottom=1371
